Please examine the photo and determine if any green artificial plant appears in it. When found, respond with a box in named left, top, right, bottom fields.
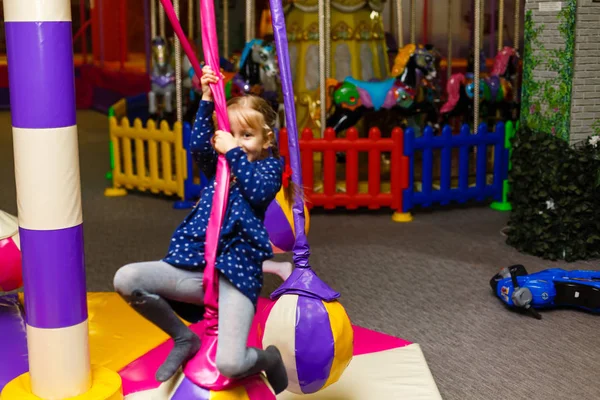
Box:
left=508, top=0, right=600, bottom=261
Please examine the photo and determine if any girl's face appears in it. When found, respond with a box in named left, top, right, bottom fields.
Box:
left=228, top=106, right=273, bottom=161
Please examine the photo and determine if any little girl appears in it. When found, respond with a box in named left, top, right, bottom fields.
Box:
left=113, top=65, right=288, bottom=394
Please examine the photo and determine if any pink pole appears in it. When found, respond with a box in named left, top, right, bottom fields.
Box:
left=158, top=0, right=235, bottom=389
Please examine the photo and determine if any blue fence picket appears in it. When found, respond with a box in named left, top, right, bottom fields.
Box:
left=440, top=125, right=453, bottom=206
left=421, top=126, right=434, bottom=207
left=475, top=123, right=488, bottom=202
left=403, top=122, right=507, bottom=214
left=458, top=124, right=470, bottom=202
left=402, top=127, right=416, bottom=213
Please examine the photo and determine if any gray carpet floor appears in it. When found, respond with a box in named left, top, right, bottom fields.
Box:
left=1, top=110, right=599, bottom=400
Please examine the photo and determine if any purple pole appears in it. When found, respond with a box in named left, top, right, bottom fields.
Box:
left=266, top=0, right=341, bottom=302
left=268, top=0, right=341, bottom=303
left=268, top=0, right=310, bottom=269
left=1, top=2, right=125, bottom=399
left=3, top=1, right=90, bottom=397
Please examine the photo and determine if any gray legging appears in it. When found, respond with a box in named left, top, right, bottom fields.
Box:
left=113, top=260, right=257, bottom=377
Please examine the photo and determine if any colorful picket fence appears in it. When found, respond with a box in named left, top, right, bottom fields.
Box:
left=105, top=99, right=512, bottom=221
left=280, top=127, right=410, bottom=217
left=105, top=116, right=186, bottom=198
left=402, top=123, right=508, bottom=215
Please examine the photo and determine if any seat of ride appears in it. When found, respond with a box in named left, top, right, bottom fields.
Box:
left=345, top=77, right=396, bottom=110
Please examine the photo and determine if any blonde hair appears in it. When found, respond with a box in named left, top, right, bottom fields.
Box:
left=226, top=95, right=278, bottom=151
left=221, top=95, right=301, bottom=202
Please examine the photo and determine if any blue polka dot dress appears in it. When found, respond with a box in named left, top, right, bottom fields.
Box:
left=162, top=100, right=282, bottom=306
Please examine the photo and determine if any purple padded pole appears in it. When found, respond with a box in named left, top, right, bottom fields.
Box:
left=268, top=0, right=310, bottom=269
left=268, top=0, right=340, bottom=302
left=6, top=21, right=86, bottom=331
left=4, top=0, right=91, bottom=397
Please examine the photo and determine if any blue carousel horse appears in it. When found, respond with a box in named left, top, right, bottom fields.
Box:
left=148, top=36, right=176, bottom=119
left=325, top=44, right=441, bottom=134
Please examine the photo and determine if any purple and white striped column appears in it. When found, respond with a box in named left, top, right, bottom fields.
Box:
left=3, top=0, right=92, bottom=398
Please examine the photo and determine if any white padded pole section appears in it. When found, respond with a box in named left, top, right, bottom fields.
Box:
left=3, top=0, right=71, bottom=21
left=27, top=321, right=92, bottom=398
left=12, top=127, right=83, bottom=230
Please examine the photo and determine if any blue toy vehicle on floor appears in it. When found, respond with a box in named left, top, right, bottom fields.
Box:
left=490, top=265, right=600, bottom=319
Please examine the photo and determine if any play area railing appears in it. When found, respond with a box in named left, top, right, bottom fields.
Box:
left=105, top=100, right=204, bottom=208
left=105, top=105, right=512, bottom=220
left=279, top=127, right=410, bottom=216
left=105, top=115, right=186, bottom=199
left=402, top=123, right=507, bottom=214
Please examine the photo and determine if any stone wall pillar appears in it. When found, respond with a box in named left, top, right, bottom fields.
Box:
left=569, top=0, right=600, bottom=144
left=523, top=0, right=600, bottom=143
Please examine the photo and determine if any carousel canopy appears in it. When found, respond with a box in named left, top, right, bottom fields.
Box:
left=283, top=0, right=384, bottom=13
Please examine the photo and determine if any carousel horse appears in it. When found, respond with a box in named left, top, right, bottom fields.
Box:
left=483, top=46, right=520, bottom=120
left=236, top=38, right=279, bottom=93
left=441, top=47, right=520, bottom=123
left=226, top=39, right=281, bottom=122
left=148, top=36, right=176, bottom=119
left=181, top=40, right=281, bottom=124
left=325, top=44, right=441, bottom=134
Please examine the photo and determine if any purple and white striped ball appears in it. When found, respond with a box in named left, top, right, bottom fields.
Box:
left=258, top=294, right=354, bottom=394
